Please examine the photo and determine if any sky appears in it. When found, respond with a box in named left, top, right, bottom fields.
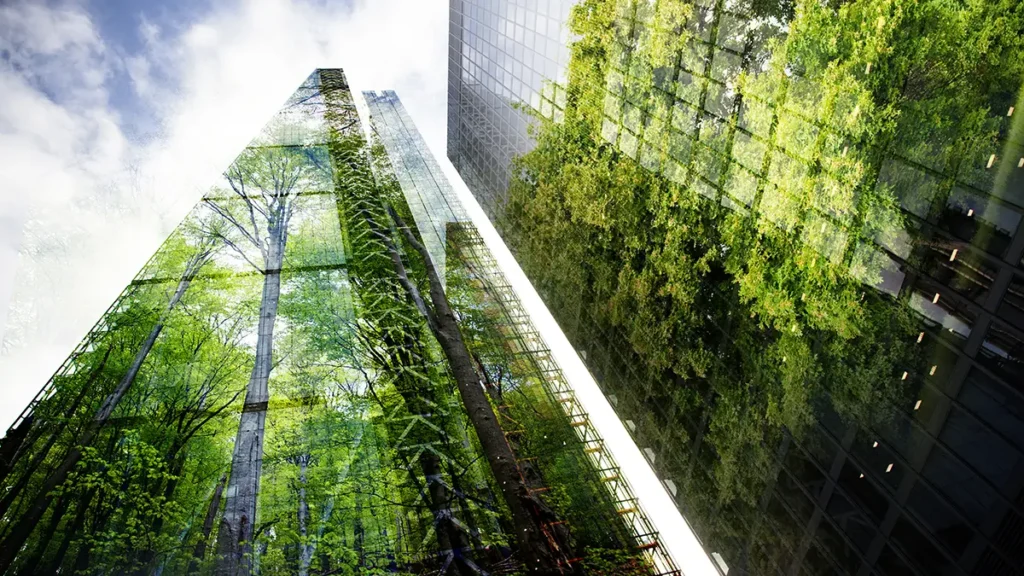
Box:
left=0, top=0, right=455, bottom=431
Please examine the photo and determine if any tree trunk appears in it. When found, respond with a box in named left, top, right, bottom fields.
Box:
left=419, top=450, right=478, bottom=576
left=13, top=493, right=68, bottom=576
left=70, top=527, right=93, bottom=575
left=296, top=455, right=313, bottom=576
left=189, top=473, right=228, bottom=575
left=450, top=464, right=485, bottom=551
left=0, top=367, right=99, bottom=520
left=42, top=484, right=98, bottom=575
left=0, top=416, right=34, bottom=486
left=435, top=306, right=567, bottom=574
left=385, top=207, right=571, bottom=574
left=354, top=487, right=365, bottom=567
left=378, top=330, right=476, bottom=576
left=216, top=235, right=284, bottom=576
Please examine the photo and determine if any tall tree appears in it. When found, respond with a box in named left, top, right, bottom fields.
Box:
left=204, top=143, right=323, bottom=576
left=189, top=473, right=228, bottom=574
left=376, top=203, right=576, bottom=573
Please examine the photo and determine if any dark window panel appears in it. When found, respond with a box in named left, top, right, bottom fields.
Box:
left=800, top=541, right=842, bottom=576
left=777, top=468, right=819, bottom=527
left=989, top=508, right=1024, bottom=570
left=958, top=368, right=1024, bottom=453
left=905, top=483, right=974, bottom=556
left=816, top=516, right=866, bottom=575
left=837, top=459, right=892, bottom=524
left=824, top=490, right=876, bottom=556
left=916, top=243, right=997, bottom=308
left=890, top=515, right=962, bottom=576
left=977, top=322, right=1024, bottom=386
left=876, top=544, right=921, bottom=576
left=938, top=405, right=1023, bottom=498
left=851, top=430, right=905, bottom=492
left=970, top=544, right=1020, bottom=576
left=784, top=442, right=828, bottom=498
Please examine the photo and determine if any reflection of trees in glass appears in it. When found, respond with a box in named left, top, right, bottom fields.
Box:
left=445, top=226, right=644, bottom=556
left=202, top=143, right=326, bottom=576
left=503, top=0, right=1020, bottom=547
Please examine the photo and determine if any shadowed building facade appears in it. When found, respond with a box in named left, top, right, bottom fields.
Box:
left=447, top=1, right=1024, bottom=575
left=447, top=0, right=576, bottom=218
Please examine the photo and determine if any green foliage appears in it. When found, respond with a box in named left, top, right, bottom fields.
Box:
left=0, top=70, right=665, bottom=576
left=504, top=0, right=1021, bottom=521
left=579, top=547, right=651, bottom=576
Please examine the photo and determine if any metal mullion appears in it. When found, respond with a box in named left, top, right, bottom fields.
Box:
left=858, top=349, right=979, bottom=574
left=788, top=425, right=856, bottom=575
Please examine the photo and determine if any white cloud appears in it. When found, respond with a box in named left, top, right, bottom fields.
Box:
left=0, top=0, right=452, bottom=430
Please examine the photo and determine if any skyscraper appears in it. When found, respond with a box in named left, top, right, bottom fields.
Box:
left=448, top=1, right=1024, bottom=575
left=0, top=69, right=677, bottom=576
left=447, top=0, right=576, bottom=218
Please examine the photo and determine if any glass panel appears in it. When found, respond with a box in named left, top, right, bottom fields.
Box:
left=905, top=484, right=974, bottom=555
left=916, top=244, right=996, bottom=307
left=938, top=405, right=1023, bottom=498
left=876, top=545, right=920, bottom=576
left=890, top=515, right=960, bottom=575
left=977, top=322, right=1024, bottom=386
left=801, top=542, right=842, bottom=576
left=815, top=517, right=865, bottom=574
left=850, top=431, right=905, bottom=492
left=937, top=188, right=1022, bottom=259
left=998, top=274, right=1024, bottom=331
left=958, top=368, right=1024, bottom=452
left=909, top=283, right=974, bottom=349
left=825, top=490, right=878, bottom=552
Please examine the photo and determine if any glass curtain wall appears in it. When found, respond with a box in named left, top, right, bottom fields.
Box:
left=453, top=1, right=1024, bottom=575
left=0, top=69, right=674, bottom=576
left=447, top=0, right=577, bottom=218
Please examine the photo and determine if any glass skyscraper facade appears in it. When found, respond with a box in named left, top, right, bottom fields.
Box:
left=448, top=1, right=1024, bottom=576
left=0, top=69, right=677, bottom=576
left=447, top=0, right=576, bottom=218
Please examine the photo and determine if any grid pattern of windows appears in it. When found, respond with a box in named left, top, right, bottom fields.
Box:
left=366, top=89, right=679, bottom=573
left=562, top=1, right=1024, bottom=573
left=447, top=0, right=575, bottom=218
left=447, top=0, right=1024, bottom=575
left=366, top=90, right=469, bottom=284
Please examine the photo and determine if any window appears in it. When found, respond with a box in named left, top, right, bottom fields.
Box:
left=905, top=483, right=974, bottom=555
left=889, top=515, right=960, bottom=574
